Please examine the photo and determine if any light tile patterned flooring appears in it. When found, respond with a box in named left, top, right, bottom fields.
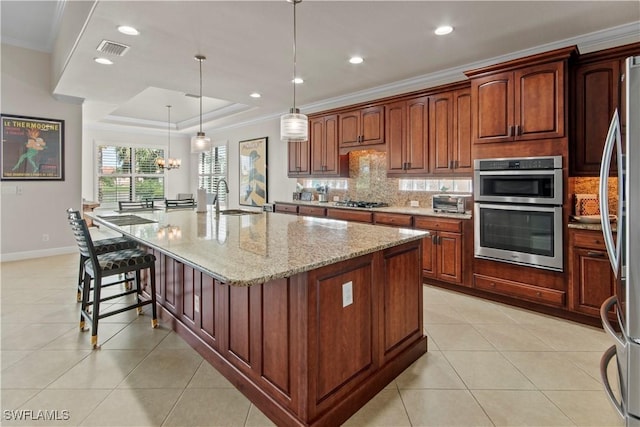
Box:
left=1, top=247, right=624, bottom=426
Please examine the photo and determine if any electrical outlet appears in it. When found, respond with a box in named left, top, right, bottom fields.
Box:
left=42, top=234, right=49, bottom=242
left=194, top=295, right=200, bottom=313
left=16, top=186, right=22, bottom=195
left=410, top=200, right=419, bottom=207
left=342, top=281, right=353, bottom=307
left=333, top=196, right=340, bottom=202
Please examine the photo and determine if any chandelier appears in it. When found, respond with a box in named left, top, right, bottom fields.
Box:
left=156, top=105, right=181, bottom=170
left=280, top=0, right=308, bottom=142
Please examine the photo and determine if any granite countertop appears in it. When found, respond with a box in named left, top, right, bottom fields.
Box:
left=276, top=200, right=473, bottom=220
left=89, top=208, right=427, bottom=287
left=568, top=222, right=618, bottom=232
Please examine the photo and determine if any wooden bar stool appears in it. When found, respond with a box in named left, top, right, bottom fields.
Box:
left=67, top=210, right=158, bottom=348
left=67, top=209, right=137, bottom=302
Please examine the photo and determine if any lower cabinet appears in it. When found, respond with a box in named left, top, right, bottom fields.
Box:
left=568, top=228, right=616, bottom=318
left=414, top=217, right=464, bottom=285
left=326, top=208, right=373, bottom=223
left=274, top=203, right=299, bottom=214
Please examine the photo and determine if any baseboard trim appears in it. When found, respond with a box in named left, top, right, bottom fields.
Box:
left=1, top=246, right=77, bottom=262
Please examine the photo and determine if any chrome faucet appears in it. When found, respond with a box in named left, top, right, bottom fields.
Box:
left=214, top=178, right=229, bottom=215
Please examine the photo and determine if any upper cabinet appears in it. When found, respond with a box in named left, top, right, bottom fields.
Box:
left=570, top=42, right=640, bottom=176
left=386, top=96, right=430, bottom=175
left=429, top=87, right=472, bottom=175
left=339, top=105, right=385, bottom=148
left=310, top=114, right=348, bottom=177
left=466, top=46, right=576, bottom=145
left=287, top=140, right=310, bottom=177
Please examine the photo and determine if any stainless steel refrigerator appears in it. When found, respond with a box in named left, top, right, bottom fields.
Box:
left=599, top=55, right=640, bottom=427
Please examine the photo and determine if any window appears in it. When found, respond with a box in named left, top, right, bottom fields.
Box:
left=198, top=144, right=228, bottom=205
left=97, top=145, right=165, bottom=207
left=398, top=178, right=472, bottom=193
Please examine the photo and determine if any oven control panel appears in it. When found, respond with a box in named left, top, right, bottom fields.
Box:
left=475, top=156, right=561, bottom=171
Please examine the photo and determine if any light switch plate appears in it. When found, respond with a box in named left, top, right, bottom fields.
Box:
left=194, top=295, right=200, bottom=313
left=342, top=281, right=353, bottom=307
left=410, top=200, right=419, bottom=207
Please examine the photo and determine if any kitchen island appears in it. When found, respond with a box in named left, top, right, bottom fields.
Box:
left=91, top=208, right=428, bottom=427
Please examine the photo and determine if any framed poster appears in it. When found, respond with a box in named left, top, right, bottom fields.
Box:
left=239, top=137, right=267, bottom=206
left=1, top=114, right=64, bottom=180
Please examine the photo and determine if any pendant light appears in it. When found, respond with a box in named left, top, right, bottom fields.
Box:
left=156, top=105, right=181, bottom=170
left=191, top=54, right=212, bottom=153
left=280, top=0, right=308, bottom=142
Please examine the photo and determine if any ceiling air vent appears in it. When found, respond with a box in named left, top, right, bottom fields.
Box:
left=96, top=40, right=130, bottom=56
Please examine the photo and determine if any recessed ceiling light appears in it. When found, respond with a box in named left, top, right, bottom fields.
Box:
left=118, top=25, right=139, bottom=35
left=349, top=56, right=364, bottom=64
left=434, top=25, right=453, bottom=36
left=292, top=77, right=304, bottom=84
left=94, top=57, right=113, bottom=65
left=250, top=92, right=261, bottom=98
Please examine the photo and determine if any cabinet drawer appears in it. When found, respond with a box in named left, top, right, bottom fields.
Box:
left=473, top=274, right=565, bottom=307
left=414, top=217, right=462, bottom=233
left=275, top=204, right=299, bottom=214
left=326, top=208, right=373, bottom=223
left=374, top=212, right=412, bottom=227
left=298, top=205, right=326, bottom=217
left=572, top=230, right=606, bottom=250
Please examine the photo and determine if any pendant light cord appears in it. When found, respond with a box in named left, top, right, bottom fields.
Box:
left=199, top=57, right=203, bottom=132
left=167, top=105, right=171, bottom=157
left=292, top=0, right=298, bottom=112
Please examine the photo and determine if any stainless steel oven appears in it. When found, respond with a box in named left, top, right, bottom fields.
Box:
left=474, top=155, right=564, bottom=271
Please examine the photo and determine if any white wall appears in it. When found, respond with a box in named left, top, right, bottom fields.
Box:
left=1, top=44, right=83, bottom=260
left=198, top=119, right=298, bottom=209
left=82, top=127, right=192, bottom=201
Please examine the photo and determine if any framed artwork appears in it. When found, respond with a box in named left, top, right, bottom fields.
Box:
left=1, top=114, right=65, bottom=180
left=239, top=137, right=267, bottom=206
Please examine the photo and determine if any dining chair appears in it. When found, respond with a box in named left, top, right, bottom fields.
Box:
left=67, top=209, right=158, bottom=348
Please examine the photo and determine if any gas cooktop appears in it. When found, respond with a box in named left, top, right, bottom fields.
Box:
left=334, top=201, right=389, bottom=209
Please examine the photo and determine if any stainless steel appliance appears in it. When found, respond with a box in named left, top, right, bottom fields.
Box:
left=432, top=194, right=470, bottom=213
left=474, top=155, right=564, bottom=271
left=599, top=55, right=640, bottom=427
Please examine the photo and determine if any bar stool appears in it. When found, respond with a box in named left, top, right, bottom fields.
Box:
left=67, top=209, right=137, bottom=302
left=67, top=210, right=158, bottom=348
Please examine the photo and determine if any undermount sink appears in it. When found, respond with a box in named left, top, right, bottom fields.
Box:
left=218, top=209, right=261, bottom=215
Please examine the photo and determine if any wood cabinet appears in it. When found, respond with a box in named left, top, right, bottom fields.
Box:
left=275, top=203, right=298, bottom=214
left=429, top=88, right=472, bottom=175
left=373, top=212, right=412, bottom=227
left=466, top=47, right=575, bottom=145
left=568, top=229, right=616, bottom=318
left=386, top=96, right=430, bottom=175
left=570, top=42, right=640, bottom=176
left=287, top=140, right=310, bottom=177
left=310, top=114, right=348, bottom=176
left=298, top=205, right=327, bottom=217
left=473, top=274, right=565, bottom=307
left=339, top=105, right=385, bottom=148
left=414, top=217, right=463, bottom=285
left=326, top=208, right=373, bottom=223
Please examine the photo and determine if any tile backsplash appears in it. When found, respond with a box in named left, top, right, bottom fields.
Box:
left=568, top=177, right=618, bottom=215
left=297, top=150, right=472, bottom=209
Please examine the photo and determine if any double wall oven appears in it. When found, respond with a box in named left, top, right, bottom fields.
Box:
left=474, top=156, right=563, bottom=271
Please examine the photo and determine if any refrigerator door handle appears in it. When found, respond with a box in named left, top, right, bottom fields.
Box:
left=599, top=109, right=622, bottom=276
left=600, top=345, right=626, bottom=419
left=601, top=295, right=626, bottom=347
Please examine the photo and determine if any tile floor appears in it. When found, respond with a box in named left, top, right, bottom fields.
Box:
left=1, top=247, right=624, bottom=426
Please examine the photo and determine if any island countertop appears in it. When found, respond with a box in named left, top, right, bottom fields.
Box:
left=90, top=208, right=428, bottom=286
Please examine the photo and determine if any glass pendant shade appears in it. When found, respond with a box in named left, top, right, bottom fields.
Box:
left=280, top=109, right=308, bottom=142
left=191, top=132, right=212, bottom=153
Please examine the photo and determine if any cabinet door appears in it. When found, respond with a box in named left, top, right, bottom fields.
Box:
left=310, top=117, right=326, bottom=174
left=361, top=105, right=385, bottom=145
left=429, top=91, right=454, bottom=174
left=436, top=232, right=462, bottom=284
left=323, top=115, right=339, bottom=174
left=421, top=233, right=437, bottom=279
left=339, top=111, right=361, bottom=146
left=405, top=96, right=429, bottom=174
left=386, top=101, right=406, bottom=173
left=571, top=247, right=615, bottom=317
left=572, top=59, right=620, bottom=175
left=288, top=140, right=309, bottom=176
left=471, top=71, right=514, bottom=144
left=514, top=61, right=565, bottom=140
left=452, top=88, right=472, bottom=173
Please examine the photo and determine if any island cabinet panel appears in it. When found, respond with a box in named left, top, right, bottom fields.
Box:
left=309, top=258, right=374, bottom=403
left=181, top=265, right=197, bottom=327
left=382, top=243, right=423, bottom=358
left=199, top=274, right=217, bottom=348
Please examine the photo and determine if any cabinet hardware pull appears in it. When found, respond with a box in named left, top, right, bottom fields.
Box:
left=449, top=160, right=454, bottom=169
left=508, top=126, right=513, bottom=137
left=587, top=251, right=606, bottom=258
left=455, top=160, right=459, bottom=169
left=516, top=125, right=522, bottom=136
left=490, top=282, right=496, bottom=288
left=536, top=292, right=542, bottom=297
left=432, top=235, right=437, bottom=244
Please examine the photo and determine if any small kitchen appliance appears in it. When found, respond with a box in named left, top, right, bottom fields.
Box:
left=432, top=194, right=470, bottom=213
